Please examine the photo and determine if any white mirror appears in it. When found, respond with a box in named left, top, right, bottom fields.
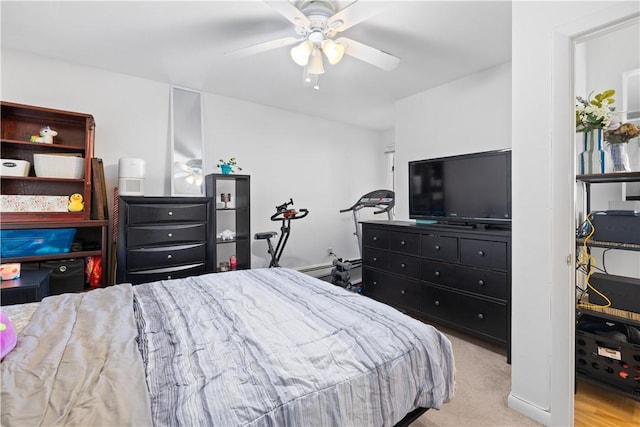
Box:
left=171, top=86, right=205, bottom=196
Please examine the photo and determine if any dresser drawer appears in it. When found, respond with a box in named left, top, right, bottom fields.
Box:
left=421, top=260, right=458, bottom=286
left=127, top=223, right=207, bottom=247
left=128, top=203, right=208, bottom=224
left=422, top=285, right=507, bottom=341
left=460, top=238, right=507, bottom=270
left=421, top=260, right=508, bottom=300
left=389, top=231, right=420, bottom=255
left=362, top=226, right=388, bottom=249
left=421, top=235, right=458, bottom=261
left=126, top=243, right=207, bottom=270
left=362, top=269, right=422, bottom=312
left=126, top=263, right=208, bottom=285
left=362, top=247, right=389, bottom=270
left=387, top=252, right=421, bottom=278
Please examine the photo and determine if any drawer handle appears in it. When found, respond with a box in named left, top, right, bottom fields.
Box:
left=373, top=257, right=377, bottom=262
left=478, top=250, right=485, bottom=256
left=168, top=233, right=173, bottom=238
left=400, top=240, right=406, bottom=246
left=478, top=279, right=485, bottom=286
left=434, top=300, right=440, bottom=306
left=400, top=263, right=406, bottom=268
left=168, top=211, right=173, bottom=216
left=167, top=275, right=172, bottom=279
left=435, top=271, right=440, bottom=277
left=167, top=254, right=172, bottom=259
left=478, top=313, right=484, bottom=320
left=435, top=245, right=441, bottom=250
left=401, top=290, right=406, bottom=295
left=372, top=281, right=378, bottom=286
left=373, top=236, right=378, bottom=241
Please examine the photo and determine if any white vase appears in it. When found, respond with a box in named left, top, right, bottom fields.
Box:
left=578, top=129, right=605, bottom=174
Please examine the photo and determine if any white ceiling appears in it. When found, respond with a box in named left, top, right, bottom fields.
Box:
left=0, top=0, right=512, bottom=131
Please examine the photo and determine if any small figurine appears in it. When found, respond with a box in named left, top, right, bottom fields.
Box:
left=30, top=126, right=58, bottom=144
left=68, top=193, right=84, bottom=212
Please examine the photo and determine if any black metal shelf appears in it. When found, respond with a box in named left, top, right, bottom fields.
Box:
left=576, top=238, right=640, bottom=252
left=576, top=171, right=640, bottom=184
left=577, top=307, right=640, bottom=328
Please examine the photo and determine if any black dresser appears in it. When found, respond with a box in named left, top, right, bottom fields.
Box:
left=361, top=220, right=511, bottom=360
left=116, top=197, right=214, bottom=285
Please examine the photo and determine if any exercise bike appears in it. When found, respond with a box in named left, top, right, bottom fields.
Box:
left=254, top=199, right=309, bottom=267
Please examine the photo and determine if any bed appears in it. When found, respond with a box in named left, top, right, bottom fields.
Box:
left=1, top=268, right=455, bottom=426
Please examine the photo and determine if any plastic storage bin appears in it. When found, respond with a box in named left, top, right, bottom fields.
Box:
left=1, top=159, right=30, bottom=176
left=576, top=316, right=640, bottom=399
left=0, top=228, right=77, bottom=258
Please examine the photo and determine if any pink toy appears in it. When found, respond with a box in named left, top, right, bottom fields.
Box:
left=0, top=312, right=17, bottom=359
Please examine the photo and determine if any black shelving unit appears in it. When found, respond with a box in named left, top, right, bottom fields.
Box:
left=575, top=171, right=640, bottom=400
left=205, top=174, right=251, bottom=271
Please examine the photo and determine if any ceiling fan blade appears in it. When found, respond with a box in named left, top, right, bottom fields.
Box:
left=225, top=36, right=302, bottom=58
left=264, top=1, right=311, bottom=28
left=336, top=37, right=400, bottom=71
left=328, top=1, right=389, bottom=34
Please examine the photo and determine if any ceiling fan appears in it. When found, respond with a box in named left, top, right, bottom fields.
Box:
left=174, top=159, right=203, bottom=186
left=227, top=0, right=400, bottom=89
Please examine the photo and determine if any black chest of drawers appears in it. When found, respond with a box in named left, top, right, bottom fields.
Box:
left=361, top=220, right=511, bottom=360
left=116, top=197, right=214, bottom=284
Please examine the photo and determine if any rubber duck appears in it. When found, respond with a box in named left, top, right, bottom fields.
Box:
left=68, top=193, right=84, bottom=212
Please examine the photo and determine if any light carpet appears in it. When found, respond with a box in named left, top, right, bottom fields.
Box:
left=415, top=325, right=541, bottom=427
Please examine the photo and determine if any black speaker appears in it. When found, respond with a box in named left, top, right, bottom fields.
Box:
left=589, top=273, right=640, bottom=313
left=40, top=258, right=85, bottom=295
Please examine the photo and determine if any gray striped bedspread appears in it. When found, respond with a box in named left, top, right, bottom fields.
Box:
left=133, top=268, right=455, bottom=426
left=1, top=268, right=454, bottom=426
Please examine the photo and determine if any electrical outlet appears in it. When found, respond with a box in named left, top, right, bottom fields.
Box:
left=327, top=248, right=333, bottom=256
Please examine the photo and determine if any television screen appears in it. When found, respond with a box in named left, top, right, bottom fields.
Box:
left=409, top=150, right=511, bottom=227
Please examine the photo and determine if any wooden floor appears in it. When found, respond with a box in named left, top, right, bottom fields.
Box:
left=575, top=380, right=640, bottom=426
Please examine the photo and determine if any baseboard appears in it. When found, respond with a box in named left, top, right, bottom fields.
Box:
left=296, top=263, right=333, bottom=278
left=507, top=393, right=551, bottom=426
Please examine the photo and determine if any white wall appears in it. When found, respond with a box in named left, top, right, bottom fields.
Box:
left=1, top=49, right=387, bottom=269
left=394, top=62, right=512, bottom=219
left=511, top=2, right=639, bottom=426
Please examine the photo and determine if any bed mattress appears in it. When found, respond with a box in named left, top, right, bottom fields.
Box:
left=1, top=268, right=455, bottom=426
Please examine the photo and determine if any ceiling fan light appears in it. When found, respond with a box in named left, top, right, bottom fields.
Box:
left=308, top=48, right=325, bottom=75
left=290, top=41, right=312, bottom=66
left=322, top=39, right=345, bottom=65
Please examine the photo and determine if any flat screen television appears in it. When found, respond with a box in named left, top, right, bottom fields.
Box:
left=409, top=149, right=511, bottom=228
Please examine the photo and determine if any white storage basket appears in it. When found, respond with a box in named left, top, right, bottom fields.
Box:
left=1, top=159, right=30, bottom=176
left=33, top=154, right=84, bottom=179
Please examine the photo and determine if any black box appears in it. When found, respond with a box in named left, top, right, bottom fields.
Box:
left=588, top=273, right=640, bottom=313
left=590, top=211, right=640, bottom=245
left=40, top=258, right=85, bottom=295
left=576, top=325, right=640, bottom=399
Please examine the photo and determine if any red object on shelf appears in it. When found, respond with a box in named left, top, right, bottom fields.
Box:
left=230, top=255, right=237, bottom=270
left=86, top=256, right=102, bottom=287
